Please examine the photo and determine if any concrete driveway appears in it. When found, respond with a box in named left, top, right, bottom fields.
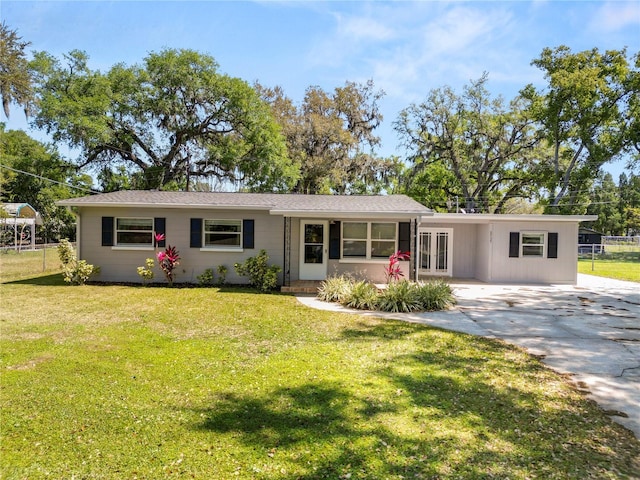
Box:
left=296, top=273, right=640, bottom=438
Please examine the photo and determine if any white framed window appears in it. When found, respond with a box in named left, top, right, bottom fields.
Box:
left=342, top=222, right=396, bottom=259
left=115, top=217, right=153, bottom=246
left=521, top=232, right=545, bottom=257
left=204, top=219, right=242, bottom=248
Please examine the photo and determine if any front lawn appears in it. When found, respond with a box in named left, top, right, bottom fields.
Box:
left=1, top=275, right=639, bottom=479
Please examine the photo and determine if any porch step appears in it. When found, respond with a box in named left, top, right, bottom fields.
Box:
left=281, top=280, right=323, bottom=294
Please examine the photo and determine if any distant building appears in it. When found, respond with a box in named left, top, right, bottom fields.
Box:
left=579, top=227, right=603, bottom=245
left=578, top=227, right=604, bottom=253
left=0, top=203, right=42, bottom=250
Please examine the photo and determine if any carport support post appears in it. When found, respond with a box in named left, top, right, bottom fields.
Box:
left=591, top=244, right=595, bottom=271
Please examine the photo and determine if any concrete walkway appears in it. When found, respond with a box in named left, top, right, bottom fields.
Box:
left=296, top=274, right=640, bottom=438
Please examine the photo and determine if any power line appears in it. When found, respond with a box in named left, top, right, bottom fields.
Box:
left=0, top=164, right=99, bottom=194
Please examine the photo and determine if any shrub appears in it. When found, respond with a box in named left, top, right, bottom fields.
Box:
left=57, top=239, right=100, bottom=285
left=415, top=279, right=455, bottom=311
left=342, top=280, right=379, bottom=310
left=317, top=275, right=354, bottom=303
left=137, top=258, right=155, bottom=285
left=216, top=265, right=228, bottom=286
left=197, top=268, right=215, bottom=286
left=378, top=280, right=422, bottom=313
left=57, top=239, right=76, bottom=265
left=234, top=250, right=281, bottom=292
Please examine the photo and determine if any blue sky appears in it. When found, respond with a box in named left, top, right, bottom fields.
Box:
left=2, top=0, right=639, bottom=178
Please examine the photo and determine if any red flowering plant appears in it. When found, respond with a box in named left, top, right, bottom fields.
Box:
left=154, top=233, right=181, bottom=286
left=384, top=250, right=410, bottom=283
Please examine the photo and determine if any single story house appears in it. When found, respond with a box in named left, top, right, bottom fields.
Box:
left=58, top=191, right=596, bottom=286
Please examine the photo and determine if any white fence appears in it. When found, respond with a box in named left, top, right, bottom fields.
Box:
left=603, top=236, right=640, bottom=246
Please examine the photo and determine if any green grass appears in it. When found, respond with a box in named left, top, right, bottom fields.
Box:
left=578, top=255, right=640, bottom=283
left=1, top=275, right=639, bottom=478
left=0, top=248, right=62, bottom=283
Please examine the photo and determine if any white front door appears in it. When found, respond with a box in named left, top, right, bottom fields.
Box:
left=418, top=228, right=453, bottom=277
left=299, top=220, right=328, bottom=280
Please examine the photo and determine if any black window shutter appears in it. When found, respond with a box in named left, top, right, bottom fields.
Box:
left=154, top=217, right=166, bottom=247
left=509, top=232, right=520, bottom=258
left=548, top=232, right=558, bottom=259
left=329, top=221, right=341, bottom=259
left=190, top=218, right=202, bottom=248
left=243, top=219, right=255, bottom=249
left=398, top=222, right=411, bottom=257
left=102, top=216, right=114, bottom=246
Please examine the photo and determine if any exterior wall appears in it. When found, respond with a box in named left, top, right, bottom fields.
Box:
left=420, top=222, right=477, bottom=279
left=474, top=224, right=491, bottom=282
left=327, top=259, right=409, bottom=283
left=451, top=224, right=477, bottom=279
left=489, top=221, right=578, bottom=284
left=292, top=216, right=412, bottom=284
left=77, top=206, right=284, bottom=284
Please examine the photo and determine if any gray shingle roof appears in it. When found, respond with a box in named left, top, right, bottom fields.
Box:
left=58, top=191, right=431, bottom=216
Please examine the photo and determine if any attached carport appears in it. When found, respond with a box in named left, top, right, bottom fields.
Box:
left=418, top=213, right=597, bottom=284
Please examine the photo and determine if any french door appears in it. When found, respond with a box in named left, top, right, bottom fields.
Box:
left=418, top=228, right=453, bottom=277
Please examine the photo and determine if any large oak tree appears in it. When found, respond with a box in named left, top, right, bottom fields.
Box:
left=30, top=48, right=298, bottom=191
left=0, top=22, right=33, bottom=118
left=258, top=80, right=399, bottom=194
left=395, top=75, right=543, bottom=213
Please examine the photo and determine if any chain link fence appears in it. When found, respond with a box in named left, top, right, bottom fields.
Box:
left=578, top=237, right=640, bottom=273
left=0, top=243, right=73, bottom=280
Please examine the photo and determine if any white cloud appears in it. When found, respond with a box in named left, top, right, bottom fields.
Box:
left=591, top=1, right=640, bottom=32
left=421, top=6, right=499, bottom=56
left=363, top=4, right=518, bottom=101
left=338, top=14, right=395, bottom=41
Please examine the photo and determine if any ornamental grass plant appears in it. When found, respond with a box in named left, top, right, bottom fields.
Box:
left=318, top=277, right=456, bottom=313
left=342, top=280, right=379, bottom=310
left=316, top=274, right=354, bottom=303
left=415, top=279, right=456, bottom=311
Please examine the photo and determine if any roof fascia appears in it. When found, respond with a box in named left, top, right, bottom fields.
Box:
left=57, top=201, right=273, bottom=211
left=422, top=213, right=598, bottom=224
left=269, top=210, right=425, bottom=219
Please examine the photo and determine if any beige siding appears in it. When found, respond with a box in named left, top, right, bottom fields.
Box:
left=489, top=221, right=578, bottom=284
left=422, top=223, right=477, bottom=279
left=327, top=259, right=409, bottom=283
left=77, top=207, right=284, bottom=284
left=451, top=224, right=477, bottom=278
left=475, top=224, right=491, bottom=282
